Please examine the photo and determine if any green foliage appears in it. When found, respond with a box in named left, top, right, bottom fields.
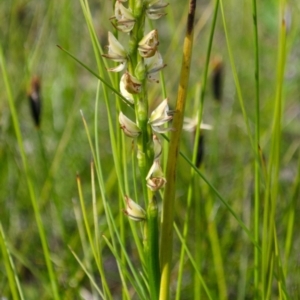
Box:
left=1, top=0, right=300, bottom=299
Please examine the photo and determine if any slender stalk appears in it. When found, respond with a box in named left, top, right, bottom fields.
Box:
left=0, top=223, right=24, bottom=300
left=159, top=1, right=196, bottom=299
left=252, top=0, right=261, bottom=296
left=176, top=2, right=219, bottom=295
left=284, top=156, right=300, bottom=275
left=219, top=0, right=254, bottom=151
left=262, top=1, right=287, bottom=296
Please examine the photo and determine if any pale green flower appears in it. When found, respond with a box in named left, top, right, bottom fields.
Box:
left=148, top=99, right=174, bottom=133
left=138, top=29, right=159, bottom=58
left=119, top=112, right=141, bottom=137
left=183, top=116, right=213, bottom=132
left=145, top=51, right=166, bottom=83
left=146, top=160, right=166, bottom=191
left=111, top=1, right=135, bottom=33
left=120, top=72, right=142, bottom=104
left=123, top=196, right=146, bottom=221
left=102, top=32, right=127, bottom=72
left=146, top=0, right=169, bottom=20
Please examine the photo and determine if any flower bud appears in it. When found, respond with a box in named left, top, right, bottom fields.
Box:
left=28, top=76, right=42, bottom=127
left=211, top=56, right=223, bottom=102
left=119, top=112, right=141, bottom=137
left=196, top=133, right=204, bottom=167
left=123, top=196, right=146, bottom=221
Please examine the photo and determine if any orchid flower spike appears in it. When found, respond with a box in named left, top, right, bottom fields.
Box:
left=146, top=160, right=167, bottom=191
left=102, top=32, right=127, bottom=72
left=123, top=196, right=146, bottom=221
left=111, top=1, right=135, bottom=33
left=119, top=112, right=141, bottom=138
left=148, top=98, right=175, bottom=133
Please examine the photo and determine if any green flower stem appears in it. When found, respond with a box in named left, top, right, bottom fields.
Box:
left=159, top=1, right=196, bottom=299
left=144, top=194, right=160, bottom=300
left=128, top=2, right=160, bottom=298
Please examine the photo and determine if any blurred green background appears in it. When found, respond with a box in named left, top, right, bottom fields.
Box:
left=1, top=0, right=300, bottom=299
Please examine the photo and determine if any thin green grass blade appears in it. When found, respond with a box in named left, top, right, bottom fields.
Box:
left=161, top=133, right=259, bottom=249
left=174, top=223, right=213, bottom=300
left=102, top=235, right=147, bottom=299
left=176, top=1, right=220, bottom=298
left=72, top=199, right=99, bottom=299
left=0, top=45, right=60, bottom=300
left=69, top=246, right=105, bottom=299
left=252, top=0, right=261, bottom=295
left=56, top=45, right=133, bottom=107
left=0, top=223, right=24, bottom=300
left=76, top=173, right=112, bottom=299
left=262, top=2, right=288, bottom=296
left=219, top=0, right=254, bottom=151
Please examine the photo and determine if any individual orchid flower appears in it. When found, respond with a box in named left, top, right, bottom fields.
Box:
left=120, top=77, right=134, bottom=104
left=146, top=160, right=167, bottom=191
left=119, top=112, right=141, bottom=137
left=102, top=32, right=127, bottom=72
left=153, top=134, right=162, bottom=159
left=138, top=29, right=159, bottom=58
left=123, top=196, right=146, bottom=221
left=145, top=0, right=169, bottom=20
left=111, top=1, right=135, bottom=33
left=183, top=116, right=213, bottom=132
left=145, top=51, right=166, bottom=83
left=148, top=98, right=175, bottom=133
left=120, top=72, right=142, bottom=99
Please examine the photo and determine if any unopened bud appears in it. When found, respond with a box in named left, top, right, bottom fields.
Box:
left=28, top=76, right=42, bottom=128
left=211, top=56, right=223, bottom=102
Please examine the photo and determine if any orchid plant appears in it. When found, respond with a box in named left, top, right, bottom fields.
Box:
left=102, top=0, right=170, bottom=298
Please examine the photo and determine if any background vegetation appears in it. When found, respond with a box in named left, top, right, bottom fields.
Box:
left=1, top=0, right=300, bottom=299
